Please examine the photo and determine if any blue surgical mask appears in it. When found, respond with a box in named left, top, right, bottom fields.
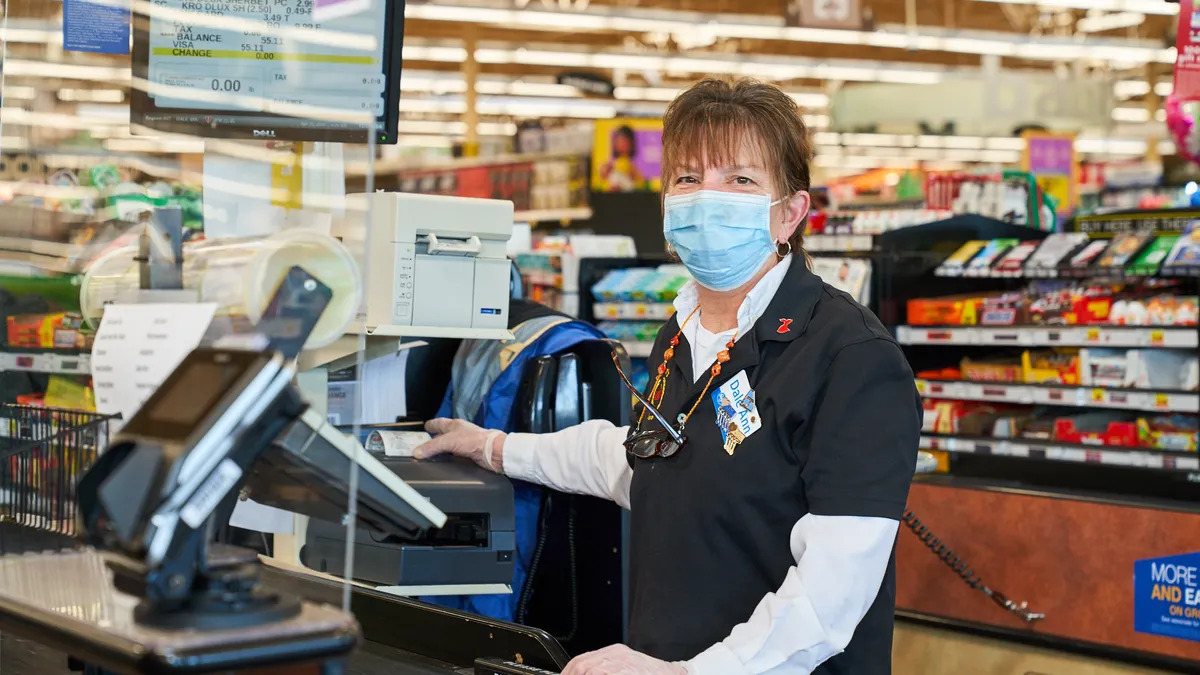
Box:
left=663, top=190, right=780, bottom=292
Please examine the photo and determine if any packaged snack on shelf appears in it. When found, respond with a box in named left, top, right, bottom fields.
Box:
left=1026, top=233, right=1089, bottom=275
left=1097, top=233, right=1150, bottom=269
left=1145, top=296, right=1199, bottom=326
left=907, top=294, right=987, bottom=326
left=1137, top=416, right=1199, bottom=452
left=1126, top=236, right=1178, bottom=275
left=916, top=367, right=962, bottom=381
left=936, top=240, right=988, bottom=276
left=1163, top=221, right=1200, bottom=270
left=961, top=356, right=1024, bottom=383
left=993, top=241, right=1040, bottom=276
left=1021, top=349, right=1080, bottom=385
left=640, top=268, right=690, bottom=303
left=15, top=393, right=44, bottom=407
left=1068, top=240, right=1111, bottom=270
left=1054, top=414, right=1139, bottom=447
left=1028, top=285, right=1074, bottom=325
left=5, top=312, right=86, bottom=349
left=978, top=292, right=1027, bottom=325
left=44, top=375, right=96, bottom=412
left=965, top=239, right=1019, bottom=275
left=1080, top=348, right=1139, bottom=388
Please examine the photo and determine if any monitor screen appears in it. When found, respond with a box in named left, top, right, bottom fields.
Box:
left=130, top=0, right=405, bottom=144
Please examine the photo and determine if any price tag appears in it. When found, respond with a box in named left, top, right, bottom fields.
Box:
left=59, top=358, right=81, bottom=373
left=14, top=355, right=34, bottom=370
left=1155, top=393, right=1170, bottom=409
left=925, top=331, right=952, bottom=343
left=1091, top=388, right=1106, bottom=403
left=1149, top=330, right=1165, bottom=346
left=915, top=380, right=926, bottom=395
left=633, top=304, right=648, bottom=319
left=1086, top=328, right=1101, bottom=343
left=1084, top=450, right=1103, bottom=464
left=1048, top=389, right=1065, bottom=402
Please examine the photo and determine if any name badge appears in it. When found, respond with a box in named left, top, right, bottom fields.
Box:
left=710, top=370, right=761, bottom=455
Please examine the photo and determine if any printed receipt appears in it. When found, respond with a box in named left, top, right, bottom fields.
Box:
left=91, top=303, right=219, bottom=427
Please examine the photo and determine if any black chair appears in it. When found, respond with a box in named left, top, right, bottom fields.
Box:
left=511, top=340, right=630, bottom=655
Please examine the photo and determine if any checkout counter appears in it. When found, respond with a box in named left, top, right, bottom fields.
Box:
left=0, top=192, right=620, bottom=674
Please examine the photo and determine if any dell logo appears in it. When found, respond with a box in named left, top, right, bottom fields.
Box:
left=253, top=129, right=276, bottom=138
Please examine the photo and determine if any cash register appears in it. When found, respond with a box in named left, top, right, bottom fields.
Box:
left=0, top=261, right=570, bottom=673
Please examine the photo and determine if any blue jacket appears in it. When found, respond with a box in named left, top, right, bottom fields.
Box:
left=420, top=304, right=606, bottom=621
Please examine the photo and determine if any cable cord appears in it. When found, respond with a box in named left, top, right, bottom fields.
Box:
left=516, top=493, right=580, bottom=644
left=901, top=509, right=1045, bottom=623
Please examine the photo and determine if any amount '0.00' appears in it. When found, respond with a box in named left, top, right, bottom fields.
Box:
left=211, top=79, right=242, bottom=92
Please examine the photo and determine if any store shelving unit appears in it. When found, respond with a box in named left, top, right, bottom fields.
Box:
left=0, top=348, right=91, bottom=375
left=918, top=434, right=1200, bottom=471
left=896, top=325, right=1198, bottom=348
left=914, top=379, right=1199, bottom=414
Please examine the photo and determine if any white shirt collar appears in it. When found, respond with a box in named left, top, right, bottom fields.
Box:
left=672, top=255, right=793, bottom=340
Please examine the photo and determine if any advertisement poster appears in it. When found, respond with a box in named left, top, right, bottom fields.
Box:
left=591, top=119, right=663, bottom=193
left=1134, top=551, right=1200, bottom=642
left=1022, top=131, right=1077, bottom=219
left=1176, top=0, right=1200, bottom=102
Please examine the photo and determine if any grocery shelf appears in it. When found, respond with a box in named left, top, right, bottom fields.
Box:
left=806, top=234, right=873, bottom=253
left=920, top=434, right=1200, bottom=471
left=0, top=349, right=90, bottom=375
left=916, top=379, right=1200, bottom=414
left=594, top=302, right=674, bottom=321
left=622, top=341, right=655, bottom=359
left=896, top=325, right=1198, bottom=349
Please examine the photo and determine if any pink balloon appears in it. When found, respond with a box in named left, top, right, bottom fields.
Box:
left=1166, top=94, right=1200, bottom=164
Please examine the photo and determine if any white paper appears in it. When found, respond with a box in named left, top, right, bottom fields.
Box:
left=360, top=350, right=408, bottom=424
left=230, top=498, right=295, bottom=534
left=91, top=303, right=218, bottom=427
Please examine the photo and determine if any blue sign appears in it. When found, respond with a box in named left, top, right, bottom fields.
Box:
left=63, top=0, right=130, bottom=55
left=1134, top=551, right=1200, bottom=642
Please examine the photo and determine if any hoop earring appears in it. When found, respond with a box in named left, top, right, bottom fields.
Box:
left=776, top=240, right=792, bottom=258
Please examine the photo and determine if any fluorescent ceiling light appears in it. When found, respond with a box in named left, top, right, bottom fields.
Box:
left=1112, top=106, right=1151, bottom=122
left=58, top=88, right=126, bottom=103
left=1077, top=11, right=1146, bottom=33
left=969, top=0, right=1177, bottom=16
left=404, top=40, right=953, bottom=86
left=406, top=0, right=1173, bottom=66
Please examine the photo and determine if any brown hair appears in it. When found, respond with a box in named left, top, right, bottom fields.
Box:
left=661, top=78, right=814, bottom=254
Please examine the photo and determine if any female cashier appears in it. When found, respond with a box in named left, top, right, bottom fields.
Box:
left=415, top=78, right=922, bottom=675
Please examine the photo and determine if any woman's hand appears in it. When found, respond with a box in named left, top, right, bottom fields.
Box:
left=413, top=419, right=505, bottom=473
left=562, top=645, right=687, bottom=675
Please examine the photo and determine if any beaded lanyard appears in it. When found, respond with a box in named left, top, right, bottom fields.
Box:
left=638, top=305, right=736, bottom=429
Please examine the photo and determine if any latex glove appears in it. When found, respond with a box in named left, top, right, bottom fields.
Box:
left=413, top=418, right=505, bottom=472
left=562, top=645, right=687, bottom=675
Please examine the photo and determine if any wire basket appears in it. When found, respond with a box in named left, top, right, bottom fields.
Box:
left=0, top=405, right=115, bottom=547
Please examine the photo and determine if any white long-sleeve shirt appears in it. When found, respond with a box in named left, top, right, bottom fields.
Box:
left=503, top=256, right=899, bottom=675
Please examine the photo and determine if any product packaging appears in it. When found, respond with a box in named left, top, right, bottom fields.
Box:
left=1097, top=234, right=1151, bottom=269
left=936, top=241, right=989, bottom=276
left=1025, top=233, right=1089, bottom=277
left=1127, top=236, right=1179, bottom=276
left=1164, top=221, right=1200, bottom=270
left=965, top=239, right=1019, bottom=276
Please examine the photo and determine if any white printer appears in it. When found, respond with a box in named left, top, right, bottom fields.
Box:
left=339, top=192, right=514, bottom=333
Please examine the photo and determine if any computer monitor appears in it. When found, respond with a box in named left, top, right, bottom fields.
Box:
left=129, top=0, right=406, bottom=144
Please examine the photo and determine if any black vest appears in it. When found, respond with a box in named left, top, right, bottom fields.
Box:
left=625, top=260, right=919, bottom=674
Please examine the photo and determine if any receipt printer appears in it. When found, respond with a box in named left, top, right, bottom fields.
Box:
left=339, top=192, right=514, bottom=332
left=301, top=457, right=516, bottom=587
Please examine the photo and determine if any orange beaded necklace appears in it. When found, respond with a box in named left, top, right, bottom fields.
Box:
left=638, top=305, right=736, bottom=429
